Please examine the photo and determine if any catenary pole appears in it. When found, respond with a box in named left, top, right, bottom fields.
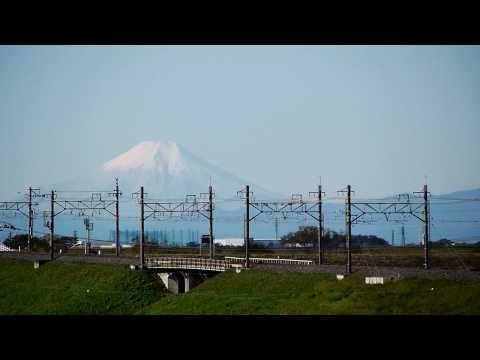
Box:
left=28, top=187, right=32, bottom=252
left=346, top=185, right=352, bottom=274
left=140, top=186, right=145, bottom=270
left=50, top=190, right=54, bottom=261
left=245, top=185, right=250, bottom=269
left=209, top=185, right=214, bottom=259
left=423, top=184, right=429, bottom=269
left=318, top=184, right=323, bottom=264
left=115, top=178, right=120, bottom=256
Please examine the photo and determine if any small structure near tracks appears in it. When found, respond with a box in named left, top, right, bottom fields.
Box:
left=231, top=264, right=243, bottom=273
left=365, top=277, right=386, bottom=285
left=33, top=260, right=48, bottom=269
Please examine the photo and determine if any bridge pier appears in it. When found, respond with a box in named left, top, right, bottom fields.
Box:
left=147, top=257, right=226, bottom=294
left=156, top=271, right=212, bottom=294
left=158, top=273, right=170, bottom=291
left=162, top=272, right=184, bottom=294
left=183, top=272, right=191, bottom=293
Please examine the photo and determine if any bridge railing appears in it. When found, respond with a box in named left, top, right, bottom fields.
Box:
left=224, top=256, right=313, bottom=266
left=145, top=257, right=229, bottom=272
left=145, top=256, right=313, bottom=271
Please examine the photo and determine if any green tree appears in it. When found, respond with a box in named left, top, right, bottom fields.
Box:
left=4, top=234, right=49, bottom=251
left=280, top=226, right=389, bottom=248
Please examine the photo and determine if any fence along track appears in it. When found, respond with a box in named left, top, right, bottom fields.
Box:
left=145, top=257, right=229, bottom=272
left=225, top=256, right=313, bottom=266
left=144, top=256, right=313, bottom=271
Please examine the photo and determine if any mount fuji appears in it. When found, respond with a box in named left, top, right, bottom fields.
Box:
left=54, top=140, right=281, bottom=201
left=0, top=141, right=285, bottom=242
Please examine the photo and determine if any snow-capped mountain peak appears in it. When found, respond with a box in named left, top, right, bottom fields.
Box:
left=101, top=140, right=188, bottom=177
left=49, top=140, right=281, bottom=201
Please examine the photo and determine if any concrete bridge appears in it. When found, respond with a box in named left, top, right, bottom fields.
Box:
left=143, top=256, right=313, bottom=294
left=144, top=257, right=232, bottom=294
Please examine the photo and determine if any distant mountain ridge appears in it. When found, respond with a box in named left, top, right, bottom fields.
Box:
left=431, top=188, right=480, bottom=199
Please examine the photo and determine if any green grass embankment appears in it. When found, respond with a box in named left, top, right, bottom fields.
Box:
left=141, top=269, right=480, bottom=315
left=0, top=259, right=166, bottom=314
left=2, top=258, right=479, bottom=315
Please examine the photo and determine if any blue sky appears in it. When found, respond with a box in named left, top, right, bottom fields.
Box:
left=1, top=45, right=479, bottom=200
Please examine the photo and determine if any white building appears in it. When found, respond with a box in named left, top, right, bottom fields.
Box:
left=214, top=238, right=244, bottom=246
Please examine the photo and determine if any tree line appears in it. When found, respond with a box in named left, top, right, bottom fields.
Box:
left=280, top=226, right=389, bottom=248
left=3, top=234, right=77, bottom=252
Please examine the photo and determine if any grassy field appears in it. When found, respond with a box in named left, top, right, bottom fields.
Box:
left=0, top=258, right=166, bottom=314
left=141, top=269, right=480, bottom=315
left=1, top=258, right=479, bottom=315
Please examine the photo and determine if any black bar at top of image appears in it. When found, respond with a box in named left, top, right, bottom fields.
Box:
left=1, top=12, right=479, bottom=45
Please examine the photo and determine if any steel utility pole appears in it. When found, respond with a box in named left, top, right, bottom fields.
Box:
left=318, top=184, right=324, bottom=264
left=50, top=190, right=55, bottom=261
left=275, top=217, right=278, bottom=242
left=140, top=186, right=145, bottom=270
left=423, top=184, right=429, bottom=269
left=114, top=178, right=121, bottom=256
left=245, top=185, right=250, bottom=269
left=208, top=185, right=214, bottom=259
left=346, top=185, right=352, bottom=274
left=84, top=217, right=93, bottom=255
left=85, top=218, right=88, bottom=255
left=28, top=187, right=33, bottom=252
left=391, top=229, right=395, bottom=246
